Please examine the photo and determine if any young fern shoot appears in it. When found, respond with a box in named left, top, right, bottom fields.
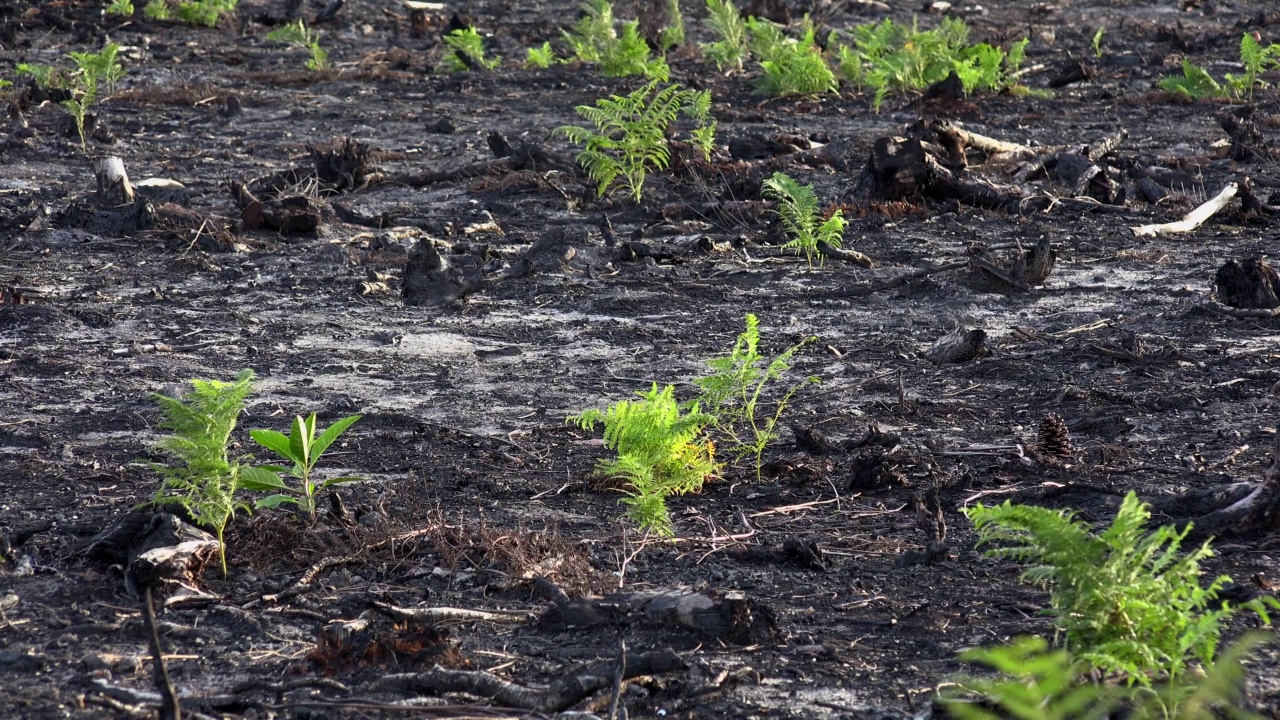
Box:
left=762, top=172, right=846, bottom=266
left=694, top=314, right=816, bottom=478
left=556, top=81, right=716, bottom=203
left=570, top=384, right=718, bottom=536
left=149, top=369, right=255, bottom=577
left=702, top=0, right=748, bottom=71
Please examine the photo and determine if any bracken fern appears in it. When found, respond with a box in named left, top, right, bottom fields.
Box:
left=557, top=81, right=715, bottom=203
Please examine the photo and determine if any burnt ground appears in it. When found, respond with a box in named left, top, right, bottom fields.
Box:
left=4, top=0, right=1280, bottom=717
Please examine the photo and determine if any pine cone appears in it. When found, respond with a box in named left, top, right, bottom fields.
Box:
left=1040, top=413, right=1073, bottom=458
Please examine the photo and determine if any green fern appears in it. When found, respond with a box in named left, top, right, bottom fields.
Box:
left=966, top=493, right=1278, bottom=687
left=1159, top=60, right=1224, bottom=100
left=571, top=384, right=718, bottom=536
left=556, top=81, right=715, bottom=203
left=442, top=26, right=500, bottom=72
left=761, top=172, right=846, bottom=266
left=702, top=0, right=747, bottom=71
left=563, top=0, right=667, bottom=79
left=947, top=634, right=1273, bottom=720
left=693, top=314, right=816, bottom=479
left=754, top=20, right=838, bottom=97
left=149, top=370, right=256, bottom=577
left=658, top=0, right=684, bottom=50
left=525, top=41, right=557, bottom=69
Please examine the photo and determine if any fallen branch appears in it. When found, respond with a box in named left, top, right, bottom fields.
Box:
left=370, top=600, right=534, bottom=624
left=370, top=650, right=683, bottom=712
left=1130, top=183, right=1238, bottom=237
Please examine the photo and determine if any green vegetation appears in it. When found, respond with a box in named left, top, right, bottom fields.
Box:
left=562, top=0, right=668, bottom=79
left=1159, top=33, right=1280, bottom=100
left=754, top=19, right=838, bottom=96
left=525, top=41, right=556, bottom=69
left=570, top=384, right=718, bottom=536
left=658, top=0, right=685, bottom=51
left=966, top=493, right=1277, bottom=688
left=1092, top=27, right=1105, bottom=58
left=176, top=0, right=237, bottom=26
left=16, top=63, right=62, bottom=90
left=442, top=26, right=500, bottom=72
left=693, top=314, right=815, bottom=478
left=40, top=43, right=125, bottom=151
left=148, top=370, right=256, bottom=577
left=701, top=0, right=748, bottom=71
left=556, top=80, right=716, bottom=203
left=240, top=413, right=363, bottom=523
left=143, top=0, right=171, bottom=20
left=267, top=19, right=329, bottom=71
left=833, top=17, right=1036, bottom=110
left=945, top=634, right=1272, bottom=720
left=761, top=172, right=846, bottom=266
left=107, top=0, right=135, bottom=16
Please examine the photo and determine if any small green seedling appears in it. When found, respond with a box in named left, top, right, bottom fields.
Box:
left=762, top=171, right=846, bottom=266
left=525, top=41, right=557, bottom=69
left=267, top=19, right=330, bottom=71
left=556, top=80, right=716, bottom=203
left=176, top=0, right=237, bottom=26
left=701, top=0, right=747, bottom=71
left=443, top=26, right=500, bottom=71
left=694, top=314, right=816, bottom=478
left=658, top=0, right=685, bottom=50
left=107, top=0, right=135, bottom=16
left=563, top=0, right=669, bottom=79
left=149, top=370, right=256, bottom=577
left=753, top=19, right=838, bottom=97
left=16, top=63, right=63, bottom=90
left=1091, top=27, right=1105, bottom=58
left=571, top=384, right=717, bottom=536
left=62, top=43, right=125, bottom=151
left=1160, top=33, right=1280, bottom=101
left=1158, top=59, right=1225, bottom=100
left=241, top=413, right=363, bottom=523
left=144, top=0, right=171, bottom=20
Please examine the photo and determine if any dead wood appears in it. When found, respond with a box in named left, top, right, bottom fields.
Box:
left=930, top=120, right=1035, bottom=163
left=1219, top=107, right=1278, bottom=162
left=93, top=156, right=136, bottom=206
left=57, top=196, right=157, bottom=237
left=818, top=261, right=968, bottom=299
left=816, top=240, right=873, bottom=268
left=1165, top=436, right=1280, bottom=539
left=926, top=327, right=989, bottom=364
left=370, top=600, right=534, bottom=623
left=143, top=587, right=182, bottom=720
left=87, top=511, right=219, bottom=602
left=402, top=238, right=532, bottom=307
left=1238, top=178, right=1280, bottom=218
left=539, top=587, right=778, bottom=644
left=369, top=649, right=684, bottom=712
left=1215, top=258, right=1280, bottom=309
left=310, top=136, right=379, bottom=191
left=727, top=129, right=812, bottom=160
left=228, top=180, right=323, bottom=235
left=1131, top=182, right=1238, bottom=237
left=394, top=132, right=575, bottom=187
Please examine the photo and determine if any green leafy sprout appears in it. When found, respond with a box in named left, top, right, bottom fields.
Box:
left=149, top=370, right=256, bottom=577
left=762, top=171, right=846, bottom=267
left=525, top=41, right=557, bottom=69
left=1159, top=33, right=1280, bottom=100
left=945, top=633, right=1274, bottom=720
left=562, top=0, right=669, bottom=80
left=1091, top=27, right=1105, bottom=58
left=753, top=18, right=838, bottom=97
left=143, top=0, right=171, bottom=20
left=658, top=0, right=685, bottom=51
left=267, top=19, right=330, bottom=71
left=442, top=26, right=500, bottom=72
left=240, top=413, right=363, bottom=524
left=176, top=0, right=237, bottom=27
left=107, top=0, right=135, bottom=16
left=570, top=384, right=718, bottom=536
left=55, top=43, right=125, bottom=151
left=965, top=492, right=1279, bottom=691
left=556, top=80, right=716, bottom=203
left=693, top=314, right=816, bottom=479
left=701, top=0, right=748, bottom=72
